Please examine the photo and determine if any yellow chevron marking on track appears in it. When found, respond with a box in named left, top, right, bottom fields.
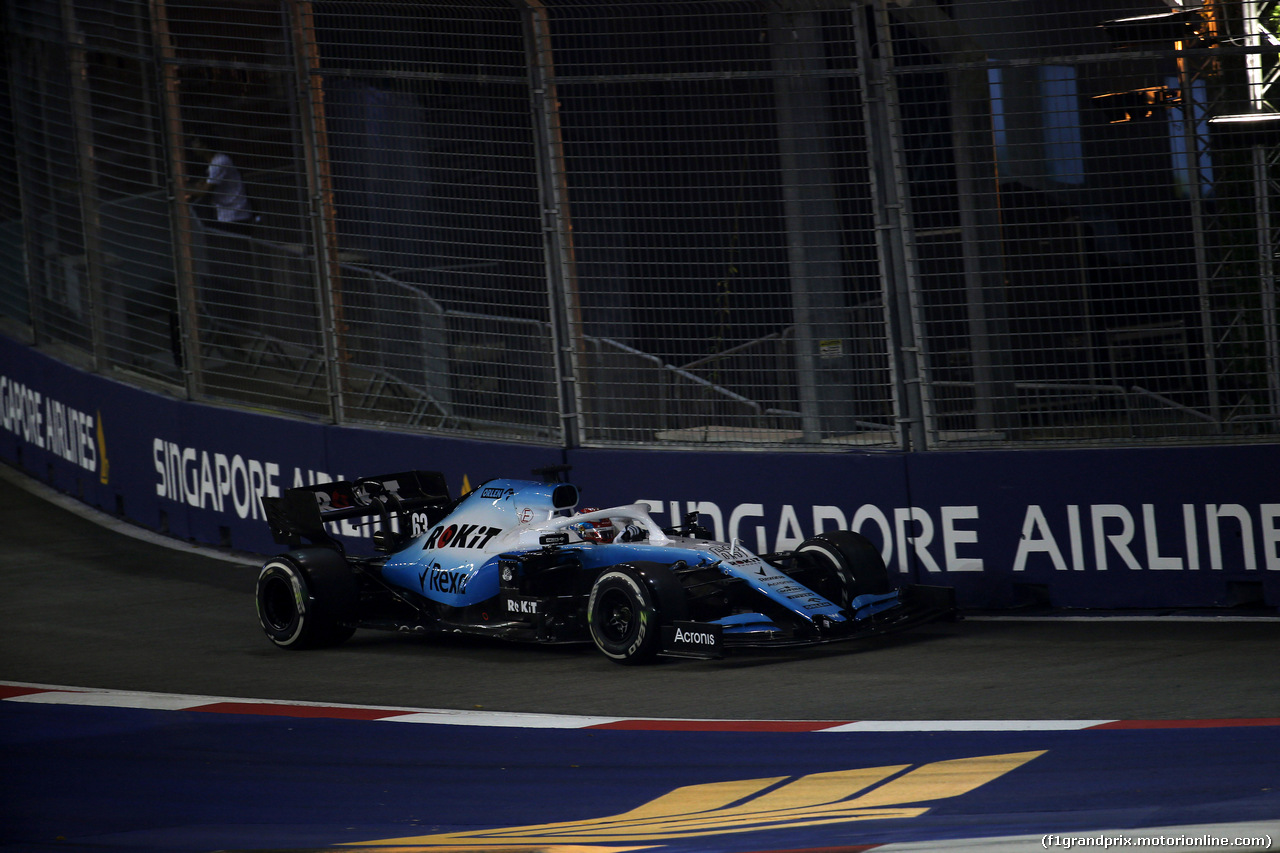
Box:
left=850, top=751, right=1044, bottom=807
left=349, top=750, right=1045, bottom=848
left=611, top=775, right=789, bottom=820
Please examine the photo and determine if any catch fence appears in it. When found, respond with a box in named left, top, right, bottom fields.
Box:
left=2, top=0, right=1277, bottom=449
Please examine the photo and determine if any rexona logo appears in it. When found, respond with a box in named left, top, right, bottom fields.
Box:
left=357, top=750, right=1044, bottom=849
left=418, top=564, right=471, bottom=596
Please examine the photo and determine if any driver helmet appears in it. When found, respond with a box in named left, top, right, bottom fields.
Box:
left=573, top=508, right=618, bottom=544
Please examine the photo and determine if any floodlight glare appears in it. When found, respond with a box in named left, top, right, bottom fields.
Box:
left=1208, top=112, right=1280, bottom=143
left=1208, top=113, right=1280, bottom=127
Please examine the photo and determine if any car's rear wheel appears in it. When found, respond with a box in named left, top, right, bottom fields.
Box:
left=587, top=567, right=663, bottom=664
left=256, top=552, right=357, bottom=649
left=795, top=530, right=891, bottom=609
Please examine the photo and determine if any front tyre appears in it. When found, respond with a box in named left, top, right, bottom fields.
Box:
left=796, top=530, right=891, bottom=609
left=255, top=553, right=357, bottom=650
left=587, top=567, right=662, bottom=664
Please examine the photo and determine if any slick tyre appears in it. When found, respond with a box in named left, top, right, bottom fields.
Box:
left=255, top=553, right=357, bottom=650
left=587, top=567, right=664, bottom=665
left=796, top=530, right=891, bottom=609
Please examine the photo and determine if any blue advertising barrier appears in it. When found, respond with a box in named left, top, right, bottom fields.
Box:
left=2, top=333, right=1277, bottom=608
left=0, top=334, right=562, bottom=555
left=565, top=445, right=1280, bottom=608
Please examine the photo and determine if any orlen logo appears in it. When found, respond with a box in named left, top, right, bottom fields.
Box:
left=481, top=486, right=514, bottom=500
left=423, top=523, right=502, bottom=550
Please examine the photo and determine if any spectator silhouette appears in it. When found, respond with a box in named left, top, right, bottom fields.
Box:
left=186, top=138, right=258, bottom=237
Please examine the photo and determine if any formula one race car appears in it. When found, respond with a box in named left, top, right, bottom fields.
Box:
left=255, top=470, right=955, bottom=663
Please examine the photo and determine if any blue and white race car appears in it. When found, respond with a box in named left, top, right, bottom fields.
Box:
left=255, top=469, right=955, bottom=663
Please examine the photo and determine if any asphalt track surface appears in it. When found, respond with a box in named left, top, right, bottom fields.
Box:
left=2, top=462, right=1278, bottom=720
left=3, top=463, right=1280, bottom=853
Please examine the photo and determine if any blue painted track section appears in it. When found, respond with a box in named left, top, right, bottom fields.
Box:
left=3, top=700, right=1278, bottom=852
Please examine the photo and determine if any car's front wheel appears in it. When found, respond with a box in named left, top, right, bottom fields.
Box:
left=587, top=567, right=664, bottom=664
left=255, top=552, right=357, bottom=650
left=795, top=530, right=891, bottom=610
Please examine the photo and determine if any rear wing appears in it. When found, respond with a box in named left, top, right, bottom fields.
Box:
left=261, top=470, right=451, bottom=551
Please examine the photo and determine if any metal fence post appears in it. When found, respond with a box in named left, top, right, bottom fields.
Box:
left=519, top=0, right=581, bottom=449
left=1242, top=0, right=1279, bottom=427
left=150, top=0, right=202, bottom=399
left=769, top=7, right=858, bottom=441
left=856, top=0, right=932, bottom=451
left=290, top=0, right=345, bottom=425
left=1255, top=144, right=1280, bottom=425
left=61, top=0, right=107, bottom=370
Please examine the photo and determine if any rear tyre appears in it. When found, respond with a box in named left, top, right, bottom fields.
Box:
left=256, top=552, right=357, bottom=649
left=587, top=567, right=663, bottom=664
left=796, top=530, right=891, bottom=609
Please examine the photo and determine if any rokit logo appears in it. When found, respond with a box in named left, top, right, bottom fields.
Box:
left=419, top=523, right=503, bottom=550
left=504, top=597, right=540, bottom=616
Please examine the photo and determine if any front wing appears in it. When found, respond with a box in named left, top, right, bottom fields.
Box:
left=658, top=584, right=957, bottom=659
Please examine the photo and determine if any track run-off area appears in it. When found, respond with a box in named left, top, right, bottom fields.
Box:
left=3, top=681, right=1279, bottom=853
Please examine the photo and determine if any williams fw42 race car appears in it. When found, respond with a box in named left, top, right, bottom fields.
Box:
left=255, top=470, right=956, bottom=663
